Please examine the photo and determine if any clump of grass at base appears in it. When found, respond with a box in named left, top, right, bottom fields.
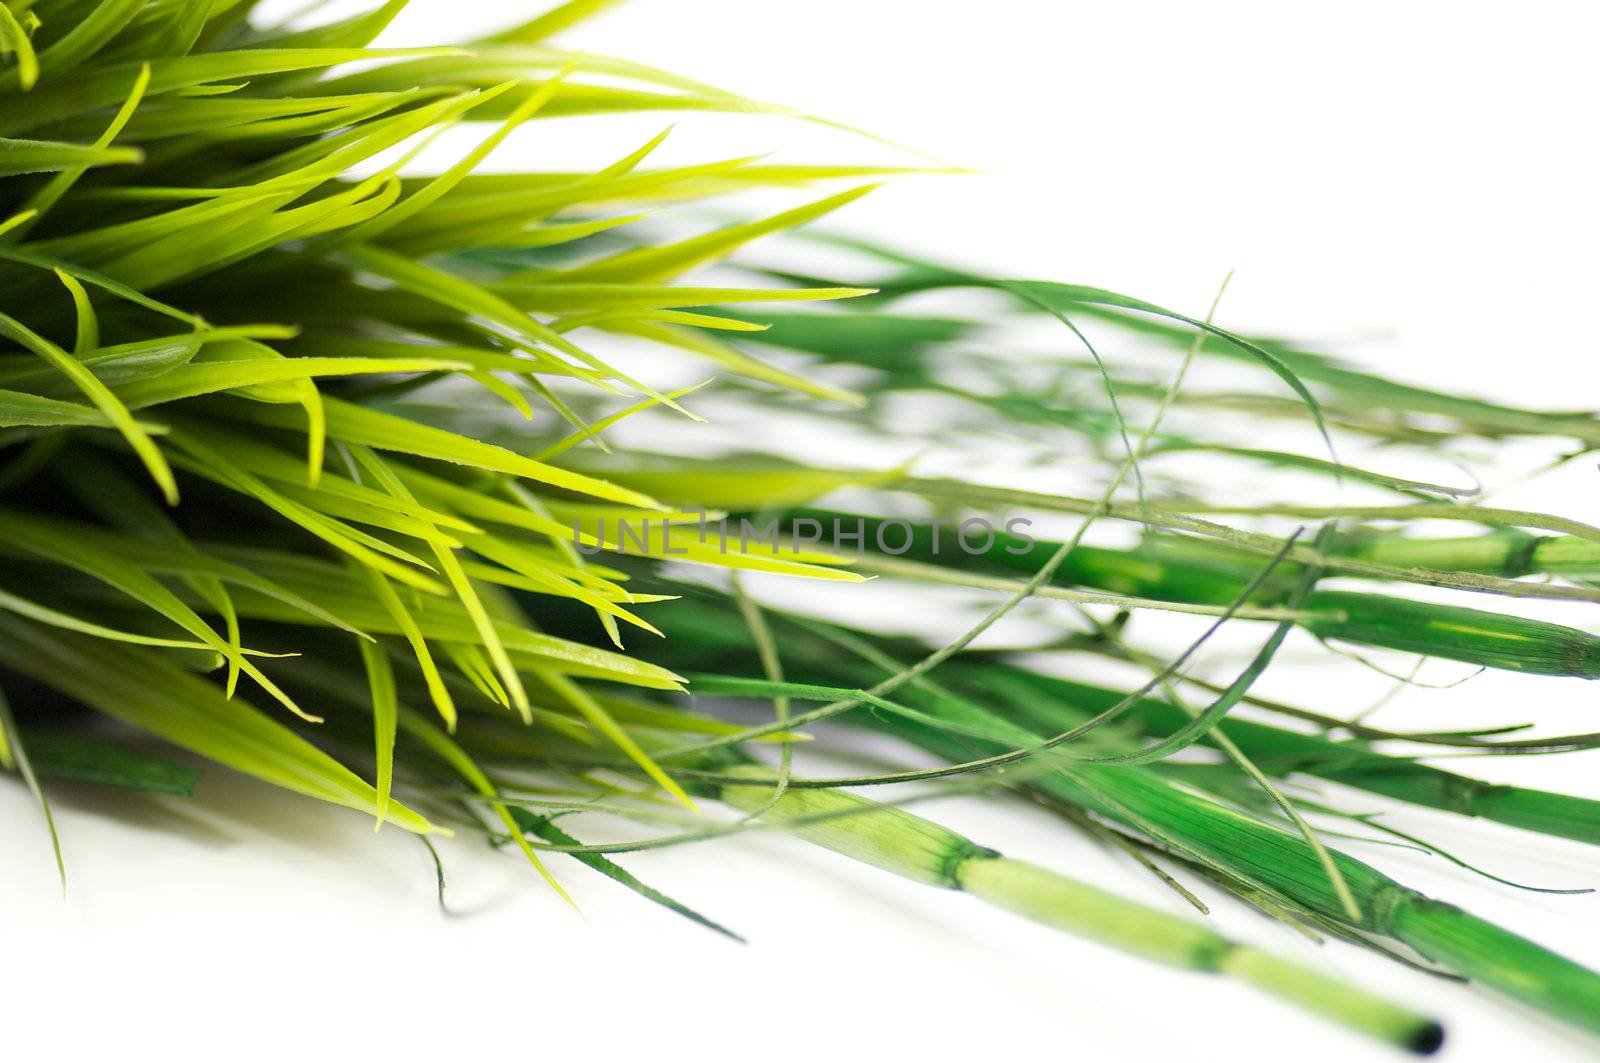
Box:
left=0, top=0, right=883, bottom=829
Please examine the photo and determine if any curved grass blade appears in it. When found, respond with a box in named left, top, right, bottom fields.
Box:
left=0, top=681, right=65, bottom=887
left=0, top=308, right=178, bottom=504
left=0, top=619, right=439, bottom=833
left=512, top=807, right=742, bottom=940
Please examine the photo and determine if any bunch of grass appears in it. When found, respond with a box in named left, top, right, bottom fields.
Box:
left=4, top=1, right=1600, bottom=1055
left=0, top=0, right=892, bottom=830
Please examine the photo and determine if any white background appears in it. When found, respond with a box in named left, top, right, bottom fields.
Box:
left=6, top=2, right=1600, bottom=1061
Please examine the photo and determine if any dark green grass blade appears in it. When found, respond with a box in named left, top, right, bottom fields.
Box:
left=956, top=665, right=1600, bottom=849
left=510, top=807, right=745, bottom=941
left=20, top=729, right=202, bottom=795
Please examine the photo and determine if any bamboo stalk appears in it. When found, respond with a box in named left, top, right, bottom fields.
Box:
left=788, top=509, right=1600, bottom=678
left=1335, top=530, right=1600, bottom=578
left=714, top=762, right=1443, bottom=1054
left=868, top=704, right=1600, bottom=1035
left=630, top=597, right=1600, bottom=1035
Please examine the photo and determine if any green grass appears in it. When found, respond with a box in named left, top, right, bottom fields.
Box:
left=4, top=0, right=1600, bottom=1054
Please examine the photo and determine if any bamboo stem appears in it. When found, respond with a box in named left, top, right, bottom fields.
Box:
left=876, top=712, right=1600, bottom=1036
left=789, top=509, right=1600, bottom=678
left=717, top=765, right=1443, bottom=1053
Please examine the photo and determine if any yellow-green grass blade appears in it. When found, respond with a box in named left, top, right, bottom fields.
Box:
left=358, top=636, right=398, bottom=830
left=0, top=584, right=269, bottom=654
left=0, top=618, right=439, bottom=833
left=114, top=354, right=471, bottom=408
left=600, top=318, right=865, bottom=406
left=573, top=459, right=903, bottom=509
left=140, top=0, right=212, bottom=59
left=429, top=213, right=647, bottom=255
left=98, top=171, right=404, bottom=289
left=358, top=563, right=457, bottom=730
left=155, top=336, right=333, bottom=480
left=339, top=241, right=695, bottom=418
left=252, top=0, right=409, bottom=51
left=498, top=282, right=875, bottom=313
left=283, top=333, right=604, bottom=383
left=425, top=479, right=860, bottom=581
left=25, top=188, right=294, bottom=265
left=504, top=484, right=626, bottom=646
left=533, top=381, right=711, bottom=460
left=557, top=185, right=877, bottom=285
left=59, top=88, right=428, bottom=145
left=0, top=0, right=141, bottom=93
left=464, top=368, right=534, bottom=419
left=375, top=156, right=771, bottom=247
left=173, top=425, right=480, bottom=536
left=223, top=396, right=667, bottom=509
left=399, top=708, right=571, bottom=902
left=189, top=565, right=687, bottom=689
left=0, top=307, right=178, bottom=503
left=0, top=207, right=35, bottom=238
left=0, top=507, right=316, bottom=720
left=537, top=668, right=694, bottom=810
left=0, top=248, right=206, bottom=325
left=0, top=327, right=292, bottom=390
left=332, top=70, right=567, bottom=248
left=262, top=476, right=469, bottom=550
left=460, top=46, right=751, bottom=100
left=211, top=85, right=487, bottom=189
left=0, top=136, right=141, bottom=176
left=0, top=388, right=165, bottom=429
left=555, top=309, right=775, bottom=335
left=0, top=46, right=462, bottom=135
left=0, top=680, right=64, bottom=886
left=570, top=517, right=865, bottom=582
left=56, top=268, right=100, bottom=353
left=165, top=426, right=448, bottom=593
left=350, top=444, right=531, bottom=721
left=0, top=0, right=39, bottom=90
left=12, top=61, right=148, bottom=237
left=55, top=457, right=251, bottom=697
left=34, top=512, right=373, bottom=638
left=445, top=641, right=511, bottom=707
left=457, top=535, right=662, bottom=639
left=479, top=0, right=630, bottom=45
